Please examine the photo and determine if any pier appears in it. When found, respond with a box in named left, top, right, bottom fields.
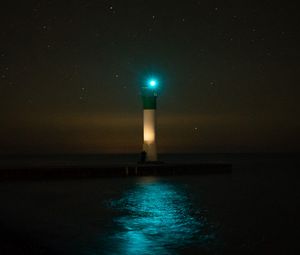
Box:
left=0, top=162, right=232, bottom=180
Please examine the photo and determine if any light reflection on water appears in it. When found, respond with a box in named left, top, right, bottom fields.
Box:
left=103, top=177, right=215, bottom=255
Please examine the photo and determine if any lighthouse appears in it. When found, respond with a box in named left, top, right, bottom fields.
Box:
left=141, top=78, right=158, bottom=162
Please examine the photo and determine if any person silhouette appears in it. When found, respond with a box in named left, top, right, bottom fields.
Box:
left=140, top=150, right=147, bottom=163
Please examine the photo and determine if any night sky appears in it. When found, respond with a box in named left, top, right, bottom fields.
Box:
left=1, top=0, right=299, bottom=154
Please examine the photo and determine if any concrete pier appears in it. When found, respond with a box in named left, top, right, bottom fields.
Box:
left=0, top=163, right=232, bottom=180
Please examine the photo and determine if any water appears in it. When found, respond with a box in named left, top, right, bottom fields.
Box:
left=0, top=154, right=299, bottom=254
left=102, top=178, right=215, bottom=255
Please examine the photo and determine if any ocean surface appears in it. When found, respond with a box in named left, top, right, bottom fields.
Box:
left=0, top=154, right=299, bottom=254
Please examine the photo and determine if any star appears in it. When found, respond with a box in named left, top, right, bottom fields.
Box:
left=266, top=51, right=272, bottom=56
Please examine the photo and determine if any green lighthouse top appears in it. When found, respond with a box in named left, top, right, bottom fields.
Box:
left=141, top=78, right=158, bottom=109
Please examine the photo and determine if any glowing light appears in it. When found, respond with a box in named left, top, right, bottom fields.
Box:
left=143, top=109, right=155, bottom=142
left=148, top=79, right=158, bottom=88
left=144, top=129, right=154, bottom=143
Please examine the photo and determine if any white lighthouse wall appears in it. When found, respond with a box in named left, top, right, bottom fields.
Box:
left=143, top=109, right=157, bottom=161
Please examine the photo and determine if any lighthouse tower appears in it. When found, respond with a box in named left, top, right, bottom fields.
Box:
left=141, top=79, right=158, bottom=162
